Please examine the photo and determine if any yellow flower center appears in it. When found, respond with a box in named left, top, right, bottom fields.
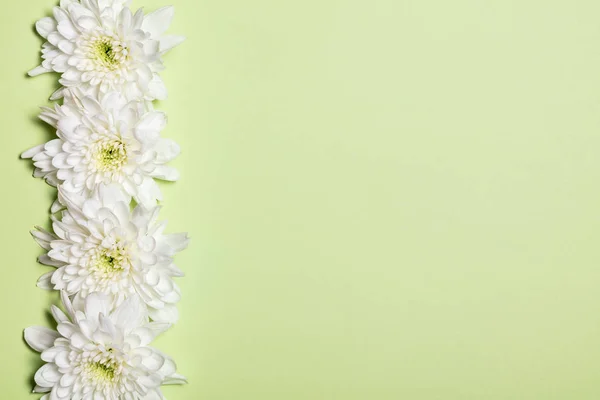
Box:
left=88, top=361, right=117, bottom=381
left=91, top=37, right=126, bottom=70
left=93, top=244, right=130, bottom=275
left=97, top=253, right=122, bottom=273
left=94, top=140, right=127, bottom=172
left=79, top=347, right=124, bottom=389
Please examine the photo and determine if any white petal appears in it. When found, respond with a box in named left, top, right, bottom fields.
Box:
left=81, top=95, right=103, bottom=115
left=62, top=67, right=81, bottom=80
left=135, top=178, right=162, bottom=209
left=24, top=326, right=59, bottom=352
left=33, top=384, right=51, bottom=393
left=60, top=290, right=76, bottom=319
left=147, top=75, right=167, bottom=100
left=150, top=165, right=179, bottom=181
left=37, top=271, right=55, bottom=290
left=159, top=35, right=185, bottom=53
left=141, top=349, right=165, bottom=371
left=57, top=322, right=77, bottom=338
left=110, top=295, right=146, bottom=333
left=135, top=111, right=166, bottom=139
left=84, top=292, right=111, bottom=327
left=28, top=65, right=52, bottom=77
left=21, top=144, right=46, bottom=159
left=137, top=373, right=162, bottom=389
left=50, top=198, right=64, bottom=214
left=60, top=373, right=77, bottom=388
left=154, top=138, right=180, bottom=162
left=137, top=64, right=153, bottom=86
left=164, top=233, right=190, bottom=252
left=34, top=364, right=61, bottom=387
left=145, top=322, right=171, bottom=337
left=31, top=227, right=56, bottom=250
left=163, top=373, right=187, bottom=385
left=57, top=20, right=78, bottom=40
left=157, top=355, right=176, bottom=377
left=140, top=388, right=163, bottom=400
left=98, top=183, right=131, bottom=206
left=59, top=0, right=76, bottom=8
left=50, top=305, right=70, bottom=324
left=76, top=16, right=100, bottom=31
left=142, top=6, right=174, bottom=39
left=41, top=346, right=67, bottom=362
left=148, top=304, right=178, bottom=323
left=49, top=87, right=66, bottom=101
left=36, top=17, right=57, bottom=39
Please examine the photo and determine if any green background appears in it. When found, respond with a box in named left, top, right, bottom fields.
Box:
left=2, top=0, right=600, bottom=398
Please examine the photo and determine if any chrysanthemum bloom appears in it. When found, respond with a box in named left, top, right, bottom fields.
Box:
left=24, top=292, right=186, bottom=399
left=29, top=0, right=184, bottom=101
left=22, top=90, right=180, bottom=209
left=33, top=185, right=188, bottom=323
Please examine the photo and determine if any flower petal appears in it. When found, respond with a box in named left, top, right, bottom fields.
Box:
left=84, top=292, right=111, bottom=328
left=35, top=17, right=57, bottom=39
left=24, top=326, right=59, bottom=352
left=34, top=363, right=61, bottom=388
left=159, top=35, right=185, bottom=53
left=37, top=271, right=55, bottom=290
left=142, top=6, right=174, bottom=39
left=110, top=295, right=146, bottom=333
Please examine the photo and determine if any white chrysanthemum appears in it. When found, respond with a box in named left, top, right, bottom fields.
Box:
left=29, top=0, right=184, bottom=101
left=33, top=186, right=188, bottom=323
left=25, top=292, right=186, bottom=399
left=22, top=90, right=180, bottom=209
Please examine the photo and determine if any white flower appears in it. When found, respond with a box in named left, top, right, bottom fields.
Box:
left=29, top=0, right=184, bottom=101
left=24, top=292, right=186, bottom=399
left=22, top=90, right=180, bottom=209
left=33, top=185, right=189, bottom=323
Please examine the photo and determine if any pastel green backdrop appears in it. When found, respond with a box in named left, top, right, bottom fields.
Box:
left=2, top=0, right=600, bottom=399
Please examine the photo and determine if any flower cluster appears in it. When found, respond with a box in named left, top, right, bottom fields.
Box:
left=23, top=1, right=187, bottom=398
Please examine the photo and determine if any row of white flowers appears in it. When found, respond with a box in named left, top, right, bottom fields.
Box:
left=23, top=0, right=188, bottom=398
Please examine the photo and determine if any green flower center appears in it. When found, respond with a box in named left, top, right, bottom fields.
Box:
left=97, top=253, right=121, bottom=272
left=92, top=37, right=125, bottom=69
left=98, top=41, right=115, bottom=63
left=94, top=140, right=127, bottom=172
left=93, top=245, right=129, bottom=274
left=88, top=361, right=117, bottom=381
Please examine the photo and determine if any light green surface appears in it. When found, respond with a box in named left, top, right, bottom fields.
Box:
left=2, top=0, right=600, bottom=399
